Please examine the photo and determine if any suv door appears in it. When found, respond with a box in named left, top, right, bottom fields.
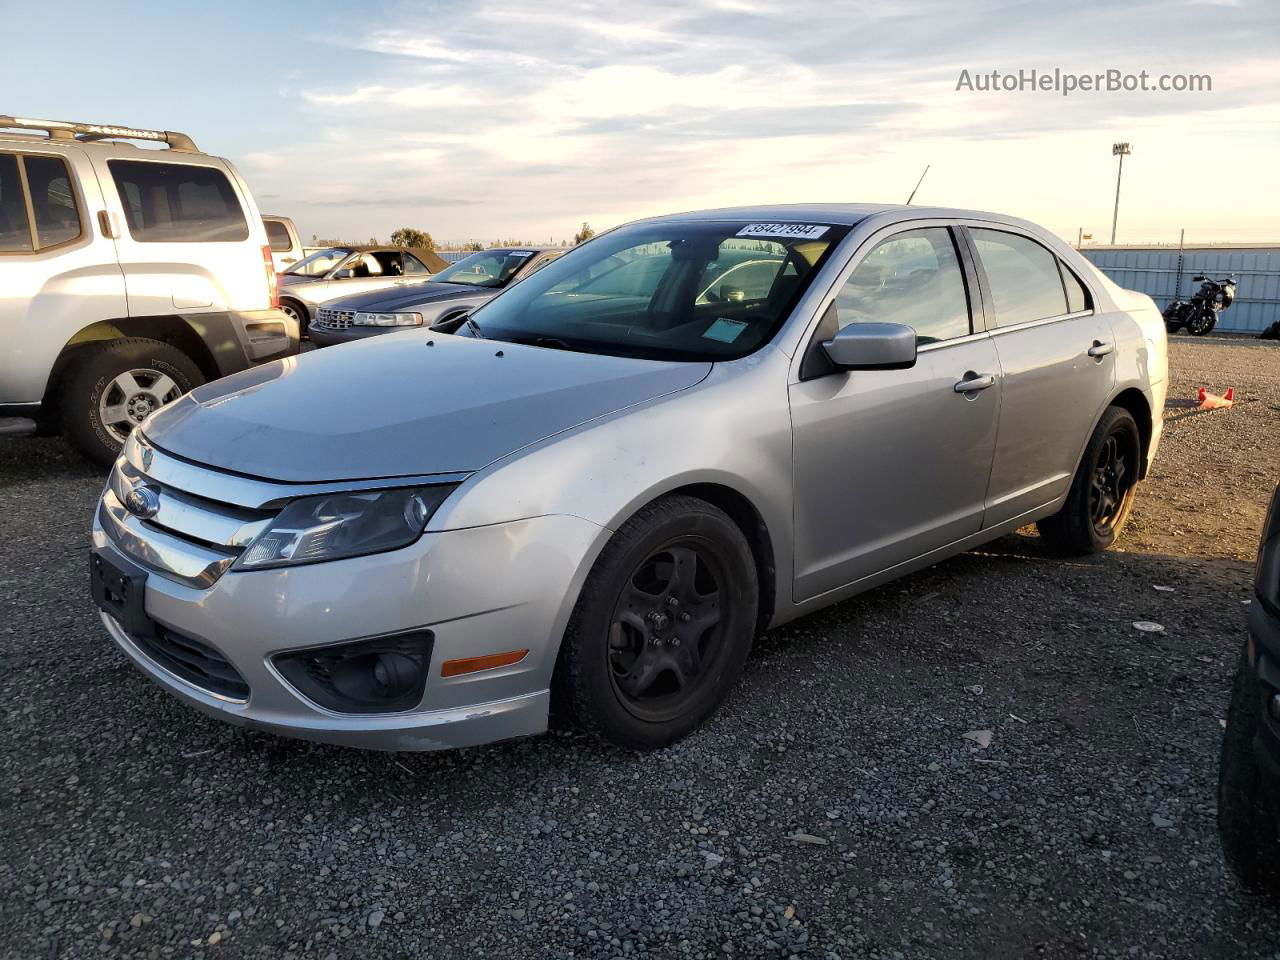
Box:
left=0, top=148, right=127, bottom=407
left=92, top=154, right=267, bottom=316
left=963, top=226, right=1115, bottom=526
left=789, top=225, right=1000, bottom=601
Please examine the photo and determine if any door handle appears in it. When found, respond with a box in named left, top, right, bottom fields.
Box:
left=97, top=210, right=115, bottom=239
left=954, top=374, right=996, bottom=394
left=1087, top=340, right=1114, bottom=358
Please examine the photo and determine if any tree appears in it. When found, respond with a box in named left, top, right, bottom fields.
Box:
left=389, top=227, right=436, bottom=251
left=573, top=222, right=595, bottom=245
left=465, top=241, right=483, bottom=251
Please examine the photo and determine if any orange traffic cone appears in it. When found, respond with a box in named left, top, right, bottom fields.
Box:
left=1197, top=386, right=1234, bottom=409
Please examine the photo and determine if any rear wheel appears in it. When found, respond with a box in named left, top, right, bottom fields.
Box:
left=1218, top=646, right=1280, bottom=899
left=1037, top=406, right=1141, bottom=555
left=554, top=496, right=758, bottom=749
left=59, top=338, right=203, bottom=467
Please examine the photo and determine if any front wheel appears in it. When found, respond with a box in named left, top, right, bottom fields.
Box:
left=1187, top=307, right=1219, bottom=337
left=1036, top=406, right=1141, bottom=555
left=554, top=496, right=758, bottom=749
left=1218, top=647, right=1280, bottom=899
left=279, top=299, right=309, bottom=338
left=59, top=338, right=203, bottom=467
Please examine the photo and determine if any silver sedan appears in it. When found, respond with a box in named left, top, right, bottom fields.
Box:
left=90, top=204, right=1168, bottom=751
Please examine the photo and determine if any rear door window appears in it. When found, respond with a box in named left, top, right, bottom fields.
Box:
left=109, top=160, right=248, bottom=242
left=25, top=155, right=82, bottom=248
left=971, top=229, right=1069, bottom=326
left=0, top=154, right=32, bottom=251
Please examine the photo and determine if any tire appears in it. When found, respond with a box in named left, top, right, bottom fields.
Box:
left=280, top=299, right=309, bottom=338
left=1218, top=646, right=1280, bottom=899
left=1036, top=406, right=1141, bottom=555
left=554, top=495, right=758, bottom=750
left=59, top=338, right=204, bottom=467
left=1188, top=308, right=1219, bottom=337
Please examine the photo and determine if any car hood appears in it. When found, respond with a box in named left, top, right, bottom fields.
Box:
left=278, top=273, right=318, bottom=286
left=329, top=281, right=493, bottom=312
left=142, top=333, right=712, bottom=482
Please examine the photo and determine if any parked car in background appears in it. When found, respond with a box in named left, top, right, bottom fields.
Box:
left=278, top=245, right=450, bottom=332
left=90, top=204, right=1166, bottom=753
left=263, top=215, right=302, bottom=271
left=0, top=115, right=297, bottom=465
left=310, top=246, right=561, bottom=346
left=1219, top=482, right=1280, bottom=900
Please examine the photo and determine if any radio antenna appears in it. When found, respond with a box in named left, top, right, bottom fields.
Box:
left=905, top=164, right=930, bottom=205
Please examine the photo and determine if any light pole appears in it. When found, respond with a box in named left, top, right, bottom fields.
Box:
left=1110, top=142, right=1132, bottom=245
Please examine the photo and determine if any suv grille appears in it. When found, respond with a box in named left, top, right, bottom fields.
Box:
left=134, top=626, right=250, bottom=701
left=315, top=307, right=355, bottom=330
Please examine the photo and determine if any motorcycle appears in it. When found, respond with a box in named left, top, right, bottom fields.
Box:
left=1163, top=274, right=1237, bottom=337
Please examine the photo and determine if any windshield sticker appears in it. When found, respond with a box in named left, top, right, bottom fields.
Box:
left=737, top=222, right=829, bottom=241
left=702, top=318, right=749, bottom=343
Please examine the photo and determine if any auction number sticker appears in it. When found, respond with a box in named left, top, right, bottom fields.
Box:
left=736, top=223, right=829, bottom=240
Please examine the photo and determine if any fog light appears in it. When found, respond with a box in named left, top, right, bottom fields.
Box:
left=1270, top=694, right=1280, bottom=722
left=274, top=631, right=434, bottom=714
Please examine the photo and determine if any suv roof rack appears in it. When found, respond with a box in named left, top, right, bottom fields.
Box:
left=0, top=115, right=199, bottom=153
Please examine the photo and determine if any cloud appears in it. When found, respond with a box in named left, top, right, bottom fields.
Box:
left=254, top=0, right=1279, bottom=243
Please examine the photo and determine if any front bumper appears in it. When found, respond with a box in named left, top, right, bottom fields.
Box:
left=92, top=510, right=606, bottom=751
left=309, top=322, right=403, bottom=347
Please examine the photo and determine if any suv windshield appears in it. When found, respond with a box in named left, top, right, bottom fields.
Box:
left=467, top=221, right=847, bottom=361
left=433, top=249, right=534, bottom=288
left=285, top=247, right=351, bottom=277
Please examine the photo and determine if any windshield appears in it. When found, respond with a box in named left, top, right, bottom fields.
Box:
left=285, top=247, right=351, bottom=277
left=433, top=249, right=535, bottom=288
left=466, top=221, right=847, bottom=361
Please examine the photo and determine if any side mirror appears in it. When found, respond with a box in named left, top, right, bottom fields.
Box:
left=821, top=322, right=917, bottom=370
left=334, top=268, right=354, bottom=280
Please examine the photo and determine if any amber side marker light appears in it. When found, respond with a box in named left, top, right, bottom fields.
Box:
left=440, top=649, right=529, bottom=678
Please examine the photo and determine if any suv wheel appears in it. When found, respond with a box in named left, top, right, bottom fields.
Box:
left=554, top=496, right=758, bottom=749
left=60, top=338, right=204, bottom=466
left=1218, top=646, right=1280, bottom=899
left=1037, top=406, right=1141, bottom=555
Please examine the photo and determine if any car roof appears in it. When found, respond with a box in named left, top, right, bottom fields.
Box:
left=639, top=203, right=1024, bottom=228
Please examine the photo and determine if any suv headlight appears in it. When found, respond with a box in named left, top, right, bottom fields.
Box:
left=234, top=485, right=456, bottom=570
left=353, top=311, right=422, bottom=327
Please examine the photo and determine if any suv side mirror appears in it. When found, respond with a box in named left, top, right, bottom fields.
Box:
left=821, top=322, right=917, bottom=370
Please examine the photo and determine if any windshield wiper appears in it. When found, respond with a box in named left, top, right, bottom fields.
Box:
left=463, top=314, right=485, bottom=339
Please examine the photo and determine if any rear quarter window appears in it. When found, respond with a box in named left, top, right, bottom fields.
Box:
left=109, top=159, right=248, bottom=243
left=264, top=219, right=293, bottom=252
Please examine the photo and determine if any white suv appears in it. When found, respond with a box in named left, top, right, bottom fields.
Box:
left=0, top=116, right=298, bottom=465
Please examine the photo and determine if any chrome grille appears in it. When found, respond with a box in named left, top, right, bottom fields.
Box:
left=100, top=442, right=276, bottom=588
left=315, top=307, right=355, bottom=330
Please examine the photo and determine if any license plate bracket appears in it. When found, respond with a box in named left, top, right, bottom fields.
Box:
left=90, top=550, right=154, bottom=639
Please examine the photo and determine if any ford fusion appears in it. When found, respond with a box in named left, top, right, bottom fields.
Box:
left=309, top=247, right=560, bottom=347
left=91, top=204, right=1168, bottom=751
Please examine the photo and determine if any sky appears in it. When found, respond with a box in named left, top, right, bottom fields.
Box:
left=5, top=0, right=1278, bottom=247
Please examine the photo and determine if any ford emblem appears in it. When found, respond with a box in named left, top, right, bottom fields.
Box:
left=124, top=484, right=161, bottom=519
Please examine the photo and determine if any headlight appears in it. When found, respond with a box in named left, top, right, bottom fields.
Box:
left=234, top=485, right=456, bottom=570
left=353, top=311, right=422, bottom=327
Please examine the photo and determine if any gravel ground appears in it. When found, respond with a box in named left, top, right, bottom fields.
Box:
left=2, top=337, right=1279, bottom=960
